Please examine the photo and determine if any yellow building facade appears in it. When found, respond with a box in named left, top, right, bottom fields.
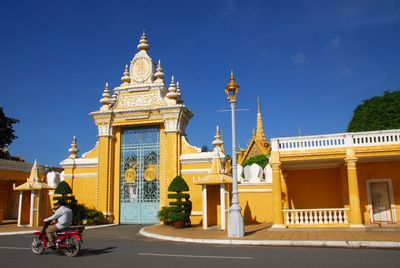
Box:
left=59, top=34, right=400, bottom=229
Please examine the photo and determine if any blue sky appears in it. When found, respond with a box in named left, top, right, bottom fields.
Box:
left=1, top=0, right=399, bottom=167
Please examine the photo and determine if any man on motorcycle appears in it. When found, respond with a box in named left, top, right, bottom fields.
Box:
left=44, top=198, right=73, bottom=247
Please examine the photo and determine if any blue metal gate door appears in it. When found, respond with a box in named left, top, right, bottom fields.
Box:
left=120, top=127, right=160, bottom=224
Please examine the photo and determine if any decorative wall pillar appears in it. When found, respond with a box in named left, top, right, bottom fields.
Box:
left=271, top=162, right=285, bottom=228
left=163, top=117, right=181, bottom=185
left=345, top=157, right=363, bottom=227
left=97, top=123, right=114, bottom=217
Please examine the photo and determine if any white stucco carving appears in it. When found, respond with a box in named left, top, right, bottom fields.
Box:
left=46, top=171, right=61, bottom=188
left=97, top=124, right=112, bottom=137
left=264, top=164, right=273, bottom=183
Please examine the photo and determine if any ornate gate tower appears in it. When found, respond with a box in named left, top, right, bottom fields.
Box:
left=90, top=33, right=192, bottom=224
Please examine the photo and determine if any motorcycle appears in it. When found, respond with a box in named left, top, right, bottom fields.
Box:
left=30, top=221, right=84, bottom=257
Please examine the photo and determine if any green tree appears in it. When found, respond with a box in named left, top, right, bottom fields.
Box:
left=0, top=107, right=19, bottom=156
left=347, top=91, right=400, bottom=132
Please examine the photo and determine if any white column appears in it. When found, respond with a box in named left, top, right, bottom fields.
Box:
left=202, top=185, right=208, bottom=229
left=37, top=191, right=41, bottom=225
left=17, top=191, right=23, bottom=227
left=30, top=190, right=35, bottom=227
left=220, top=184, right=226, bottom=230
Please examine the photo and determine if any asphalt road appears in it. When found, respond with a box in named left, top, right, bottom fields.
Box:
left=0, top=225, right=399, bottom=268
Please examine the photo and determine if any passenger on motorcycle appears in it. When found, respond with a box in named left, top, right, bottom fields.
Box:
left=44, top=198, right=73, bottom=247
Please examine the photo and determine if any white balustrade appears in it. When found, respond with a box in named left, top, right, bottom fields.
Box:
left=352, top=130, right=400, bottom=146
left=272, top=129, right=400, bottom=152
left=283, top=208, right=349, bottom=225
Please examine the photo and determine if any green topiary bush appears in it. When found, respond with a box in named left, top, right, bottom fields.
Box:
left=242, top=154, right=269, bottom=168
left=168, top=176, right=189, bottom=192
left=54, top=181, right=72, bottom=195
left=53, top=181, right=76, bottom=211
left=163, top=176, right=192, bottom=228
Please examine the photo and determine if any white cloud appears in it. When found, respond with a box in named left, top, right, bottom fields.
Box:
left=293, top=52, right=306, bottom=64
left=329, top=36, right=341, bottom=49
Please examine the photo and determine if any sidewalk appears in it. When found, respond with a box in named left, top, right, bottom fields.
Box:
left=140, top=223, right=400, bottom=249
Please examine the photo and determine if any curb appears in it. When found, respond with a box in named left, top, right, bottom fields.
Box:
left=139, top=227, right=400, bottom=249
left=0, top=224, right=118, bottom=236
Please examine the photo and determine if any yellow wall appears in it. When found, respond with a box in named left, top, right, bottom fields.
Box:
left=238, top=186, right=273, bottom=223
left=64, top=177, right=97, bottom=208
left=356, top=161, right=400, bottom=223
left=286, top=168, right=344, bottom=209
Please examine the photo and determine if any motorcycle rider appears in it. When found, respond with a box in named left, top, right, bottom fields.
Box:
left=44, top=198, right=73, bottom=247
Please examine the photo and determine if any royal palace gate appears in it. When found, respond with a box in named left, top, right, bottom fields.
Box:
left=120, top=127, right=160, bottom=224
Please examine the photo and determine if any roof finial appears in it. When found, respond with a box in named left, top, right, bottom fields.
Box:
left=212, top=126, right=224, bottom=148
left=121, top=64, right=130, bottom=86
left=176, top=81, right=183, bottom=103
left=166, top=76, right=181, bottom=101
left=68, top=136, right=79, bottom=159
left=137, top=32, right=149, bottom=51
left=154, top=60, right=165, bottom=83
left=100, top=82, right=112, bottom=107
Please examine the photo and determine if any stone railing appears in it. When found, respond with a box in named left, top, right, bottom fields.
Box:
left=283, top=208, right=349, bottom=225
left=271, top=129, right=400, bottom=152
left=237, top=163, right=272, bottom=183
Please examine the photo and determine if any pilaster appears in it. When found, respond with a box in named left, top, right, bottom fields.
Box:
left=97, top=123, right=114, bottom=215
left=345, top=156, right=363, bottom=227
left=271, top=162, right=285, bottom=228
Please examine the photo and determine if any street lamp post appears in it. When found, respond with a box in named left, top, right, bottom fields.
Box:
left=225, top=71, right=244, bottom=237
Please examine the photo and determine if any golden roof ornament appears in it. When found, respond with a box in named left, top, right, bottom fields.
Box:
left=100, top=82, right=112, bottom=108
left=212, top=126, right=224, bottom=148
left=137, top=31, right=149, bottom=51
left=111, top=88, right=117, bottom=104
left=68, top=136, right=79, bottom=159
left=121, top=64, right=130, bottom=86
left=166, top=76, right=180, bottom=100
left=154, top=60, right=165, bottom=83
left=176, top=81, right=183, bottom=103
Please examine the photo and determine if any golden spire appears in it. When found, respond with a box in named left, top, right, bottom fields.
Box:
left=256, top=98, right=267, bottom=142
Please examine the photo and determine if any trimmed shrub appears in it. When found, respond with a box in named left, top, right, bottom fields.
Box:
left=242, top=154, right=269, bottom=168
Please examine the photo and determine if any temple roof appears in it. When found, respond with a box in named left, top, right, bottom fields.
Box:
left=237, top=99, right=271, bottom=164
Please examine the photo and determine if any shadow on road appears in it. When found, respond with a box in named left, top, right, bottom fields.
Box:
left=79, top=246, right=117, bottom=256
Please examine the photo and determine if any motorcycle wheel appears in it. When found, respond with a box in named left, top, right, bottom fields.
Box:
left=30, top=237, right=45, bottom=255
left=63, top=237, right=81, bottom=257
